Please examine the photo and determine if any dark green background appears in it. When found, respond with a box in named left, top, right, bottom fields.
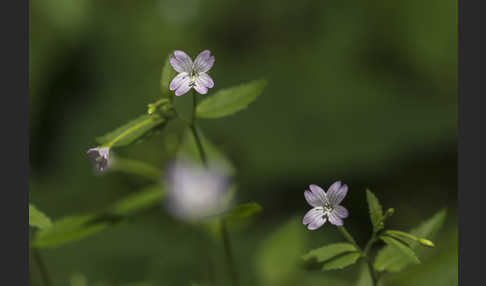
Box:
left=30, top=0, right=457, bottom=285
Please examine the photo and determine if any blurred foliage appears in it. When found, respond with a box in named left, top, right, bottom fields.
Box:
left=29, top=0, right=457, bottom=285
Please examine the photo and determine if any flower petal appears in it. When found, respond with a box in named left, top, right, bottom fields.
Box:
left=193, top=50, right=215, bottom=73
left=332, top=205, right=349, bottom=219
left=328, top=211, right=343, bottom=226
left=328, top=183, right=348, bottom=206
left=303, top=207, right=324, bottom=225
left=197, top=72, right=214, bottom=88
left=309, top=184, right=328, bottom=204
left=175, top=78, right=192, bottom=96
left=169, top=72, right=189, bottom=91
left=194, top=80, right=208, bottom=94
left=304, top=190, right=321, bottom=207
left=307, top=216, right=327, bottom=230
left=170, top=50, right=193, bottom=73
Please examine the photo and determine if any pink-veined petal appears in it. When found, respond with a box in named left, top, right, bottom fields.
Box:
left=309, top=184, right=328, bottom=204
left=307, top=216, right=327, bottom=230
left=169, top=72, right=189, bottom=91
left=194, top=81, right=208, bottom=94
left=333, top=205, right=349, bottom=219
left=328, top=183, right=348, bottom=206
left=328, top=211, right=343, bottom=226
left=304, top=190, right=321, bottom=207
left=197, top=72, right=214, bottom=88
left=175, top=78, right=192, bottom=96
left=303, top=207, right=324, bottom=225
left=170, top=50, right=193, bottom=73
left=193, top=50, right=215, bottom=73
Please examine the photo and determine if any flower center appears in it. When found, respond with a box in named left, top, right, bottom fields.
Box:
left=188, top=70, right=199, bottom=87
left=323, top=203, right=333, bottom=214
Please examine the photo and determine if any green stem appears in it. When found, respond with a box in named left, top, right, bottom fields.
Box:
left=190, top=93, right=208, bottom=166
left=221, top=219, right=239, bottom=286
left=32, top=248, right=53, bottom=286
left=337, top=226, right=378, bottom=286
left=189, top=92, right=238, bottom=285
left=337, top=226, right=361, bottom=252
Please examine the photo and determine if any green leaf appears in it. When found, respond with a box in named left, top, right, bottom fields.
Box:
left=380, top=235, right=420, bottom=264
left=302, top=242, right=357, bottom=262
left=108, top=185, right=164, bottom=216
left=322, top=252, right=361, bottom=271
left=29, top=204, right=52, bottom=229
left=32, top=185, right=164, bottom=248
left=109, top=157, right=161, bottom=181
left=366, top=189, right=384, bottom=231
left=32, top=214, right=113, bottom=248
left=374, top=208, right=446, bottom=272
left=96, top=114, right=167, bottom=148
left=221, top=202, right=262, bottom=221
left=160, top=54, right=177, bottom=95
left=196, top=79, right=267, bottom=119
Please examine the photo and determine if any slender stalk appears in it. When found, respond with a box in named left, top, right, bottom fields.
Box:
left=32, top=248, right=53, bottom=286
left=337, top=226, right=378, bottom=286
left=221, top=219, right=239, bottom=286
left=337, top=226, right=361, bottom=251
left=190, top=93, right=208, bottom=166
left=189, top=91, right=238, bottom=286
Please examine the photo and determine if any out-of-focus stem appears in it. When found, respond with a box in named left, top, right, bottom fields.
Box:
left=32, top=248, right=53, bottom=286
left=221, top=219, right=239, bottom=286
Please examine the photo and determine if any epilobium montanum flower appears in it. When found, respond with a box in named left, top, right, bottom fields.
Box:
left=165, top=160, right=230, bottom=222
left=86, top=147, right=110, bottom=172
left=169, top=50, right=215, bottom=96
left=303, top=181, right=349, bottom=230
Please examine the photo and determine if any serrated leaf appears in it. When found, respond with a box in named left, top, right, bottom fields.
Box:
left=96, top=114, right=166, bottom=148
left=29, top=204, right=52, bottom=229
left=302, top=242, right=357, bottom=262
left=160, top=54, right=177, bottom=95
left=196, top=79, right=267, bottom=118
left=366, top=189, right=384, bottom=231
left=178, top=127, right=235, bottom=175
left=374, top=208, right=446, bottom=272
left=322, top=252, right=361, bottom=271
left=33, top=185, right=164, bottom=248
left=221, top=202, right=262, bottom=221
left=380, top=236, right=420, bottom=264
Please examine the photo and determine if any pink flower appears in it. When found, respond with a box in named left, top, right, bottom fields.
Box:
left=169, top=50, right=215, bottom=96
left=303, top=181, right=349, bottom=230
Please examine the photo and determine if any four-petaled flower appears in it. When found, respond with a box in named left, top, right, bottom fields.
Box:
left=86, top=147, right=110, bottom=172
left=169, top=50, right=215, bottom=96
left=303, top=181, right=349, bottom=230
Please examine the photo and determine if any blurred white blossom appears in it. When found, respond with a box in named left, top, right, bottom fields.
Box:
left=165, top=160, right=230, bottom=222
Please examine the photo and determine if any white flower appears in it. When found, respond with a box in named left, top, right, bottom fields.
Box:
left=169, top=50, right=215, bottom=96
left=302, top=181, right=349, bottom=230
left=165, top=160, right=230, bottom=222
left=86, top=147, right=110, bottom=172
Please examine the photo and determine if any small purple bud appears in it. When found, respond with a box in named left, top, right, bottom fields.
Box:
left=86, top=147, right=110, bottom=172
